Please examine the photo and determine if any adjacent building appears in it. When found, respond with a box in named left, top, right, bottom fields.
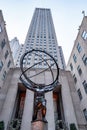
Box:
left=67, top=16, right=87, bottom=123
left=0, top=10, right=14, bottom=89
left=15, top=44, right=24, bottom=67
left=9, top=37, right=20, bottom=65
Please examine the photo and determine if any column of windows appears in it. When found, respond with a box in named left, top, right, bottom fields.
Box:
left=69, top=29, right=87, bottom=122
left=0, top=36, right=11, bottom=81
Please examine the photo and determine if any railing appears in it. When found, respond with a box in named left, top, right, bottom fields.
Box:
left=8, top=119, right=21, bottom=130
left=55, top=120, right=69, bottom=130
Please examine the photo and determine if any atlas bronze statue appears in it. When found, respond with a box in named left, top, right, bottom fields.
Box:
left=20, top=49, right=59, bottom=122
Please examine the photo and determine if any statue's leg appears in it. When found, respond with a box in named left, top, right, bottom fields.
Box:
left=42, top=106, right=46, bottom=121
left=33, top=109, right=37, bottom=121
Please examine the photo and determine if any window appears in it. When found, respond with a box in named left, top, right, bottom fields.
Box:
left=23, top=60, right=26, bottom=64
left=27, top=61, right=30, bottom=65
left=50, top=51, right=52, bottom=54
left=49, top=48, right=52, bottom=50
left=1, top=39, right=6, bottom=49
left=77, top=89, right=82, bottom=100
left=35, top=58, right=37, bottom=61
left=28, top=57, right=31, bottom=60
left=73, top=74, right=77, bottom=84
left=0, top=61, right=3, bottom=71
left=83, top=108, right=87, bottom=121
left=30, top=47, right=33, bottom=50
left=77, top=65, right=82, bottom=75
left=40, top=48, right=42, bottom=50
left=54, top=51, right=57, bottom=54
left=39, top=62, right=42, bottom=66
left=4, top=50, right=9, bottom=59
left=44, top=62, right=47, bottom=66
left=70, top=63, right=73, bottom=71
left=73, top=54, right=77, bottom=63
left=2, top=71, right=6, bottom=81
left=7, top=60, right=11, bottom=68
left=82, top=80, right=87, bottom=94
left=77, top=43, right=82, bottom=53
left=54, top=48, right=56, bottom=51
left=82, top=54, right=87, bottom=65
left=82, top=30, right=87, bottom=40
left=0, top=25, right=2, bottom=33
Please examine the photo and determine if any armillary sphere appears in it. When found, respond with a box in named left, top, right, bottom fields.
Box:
left=20, top=49, right=59, bottom=92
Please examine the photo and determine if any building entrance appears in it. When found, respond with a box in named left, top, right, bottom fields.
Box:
left=53, top=91, right=65, bottom=130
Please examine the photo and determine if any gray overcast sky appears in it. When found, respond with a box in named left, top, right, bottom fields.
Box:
left=0, top=0, right=87, bottom=64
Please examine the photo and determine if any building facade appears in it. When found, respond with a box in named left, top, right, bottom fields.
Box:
left=9, top=37, right=20, bottom=65
left=0, top=10, right=14, bottom=89
left=16, top=8, right=66, bottom=69
left=15, top=44, right=24, bottom=67
left=58, top=46, right=66, bottom=69
left=67, top=16, right=87, bottom=124
left=0, top=68, right=86, bottom=130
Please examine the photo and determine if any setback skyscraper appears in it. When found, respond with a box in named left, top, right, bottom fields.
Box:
left=16, top=8, right=66, bottom=69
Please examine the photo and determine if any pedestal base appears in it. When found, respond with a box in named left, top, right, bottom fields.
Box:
left=31, top=120, right=48, bottom=130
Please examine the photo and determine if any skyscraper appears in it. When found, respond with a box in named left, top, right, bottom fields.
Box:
left=9, top=37, right=20, bottom=65
left=16, top=8, right=66, bottom=69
